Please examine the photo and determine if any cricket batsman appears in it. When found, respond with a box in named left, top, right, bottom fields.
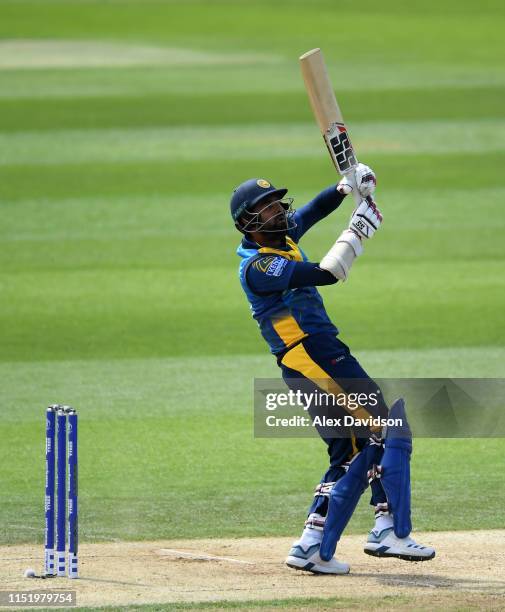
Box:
left=231, top=166, right=435, bottom=574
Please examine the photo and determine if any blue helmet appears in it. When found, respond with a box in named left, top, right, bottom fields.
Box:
left=230, top=178, right=290, bottom=233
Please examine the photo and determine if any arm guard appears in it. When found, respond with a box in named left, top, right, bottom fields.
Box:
left=319, top=230, right=363, bottom=281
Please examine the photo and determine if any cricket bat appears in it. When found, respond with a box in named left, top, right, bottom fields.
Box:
left=299, top=48, right=361, bottom=204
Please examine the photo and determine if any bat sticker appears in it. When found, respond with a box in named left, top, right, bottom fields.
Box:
left=325, top=123, right=357, bottom=173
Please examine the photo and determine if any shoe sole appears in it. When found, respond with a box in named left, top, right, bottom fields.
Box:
left=286, top=558, right=350, bottom=575
left=364, top=548, right=435, bottom=562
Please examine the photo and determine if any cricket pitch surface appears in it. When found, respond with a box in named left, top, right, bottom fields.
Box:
left=1, top=530, right=504, bottom=609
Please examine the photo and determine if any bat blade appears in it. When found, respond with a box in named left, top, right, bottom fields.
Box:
left=299, top=48, right=358, bottom=178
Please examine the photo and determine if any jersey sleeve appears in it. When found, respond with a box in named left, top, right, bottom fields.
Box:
left=289, top=186, right=346, bottom=242
left=246, top=256, right=337, bottom=295
left=289, top=261, right=337, bottom=288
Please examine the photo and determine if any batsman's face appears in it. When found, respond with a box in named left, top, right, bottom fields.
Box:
left=250, top=196, right=288, bottom=232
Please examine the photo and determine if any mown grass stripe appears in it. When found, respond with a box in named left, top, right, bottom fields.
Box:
left=0, top=40, right=280, bottom=70
left=1, top=151, right=505, bottom=201
left=0, top=87, right=504, bottom=133
left=0, top=262, right=503, bottom=361
left=1, top=347, right=504, bottom=399
left=0, top=119, right=504, bottom=166
left=1, top=187, right=504, bottom=266
left=1, top=63, right=504, bottom=100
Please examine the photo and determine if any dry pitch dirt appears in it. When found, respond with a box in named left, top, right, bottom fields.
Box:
left=1, top=530, right=504, bottom=610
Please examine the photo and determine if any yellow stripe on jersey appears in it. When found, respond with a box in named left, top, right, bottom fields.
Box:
left=281, top=342, right=379, bottom=431
left=258, top=237, right=303, bottom=261
left=351, top=433, right=359, bottom=456
left=272, top=315, right=308, bottom=349
left=256, top=238, right=306, bottom=351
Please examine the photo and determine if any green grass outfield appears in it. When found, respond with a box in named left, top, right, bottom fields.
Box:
left=0, top=0, right=504, bottom=548
left=29, top=595, right=414, bottom=612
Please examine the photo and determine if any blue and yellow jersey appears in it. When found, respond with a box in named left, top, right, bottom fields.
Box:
left=236, top=186, right=344, bottom=356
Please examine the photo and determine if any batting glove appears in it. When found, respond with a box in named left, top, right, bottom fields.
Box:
left=349, top=197, right=383, bottom=240
left=337, top=163, right=377, bottom=198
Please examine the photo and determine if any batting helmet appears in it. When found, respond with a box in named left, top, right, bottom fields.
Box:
left=230, top=178, right=288, bottom=223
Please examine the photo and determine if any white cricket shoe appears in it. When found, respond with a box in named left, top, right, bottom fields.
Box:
left=364, top=527, right=435, bottom=561
left=286, top=542, right=350, bottom=574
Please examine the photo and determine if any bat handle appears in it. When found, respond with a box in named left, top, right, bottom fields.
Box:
left=343, top=165, right=363, bottom=207
left=351, top=189, right=362, bottom=206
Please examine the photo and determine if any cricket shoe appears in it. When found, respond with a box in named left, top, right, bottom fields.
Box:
left=286, top=542, right=350, bottom=575
left=364, top=527, right=435, bottom=561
